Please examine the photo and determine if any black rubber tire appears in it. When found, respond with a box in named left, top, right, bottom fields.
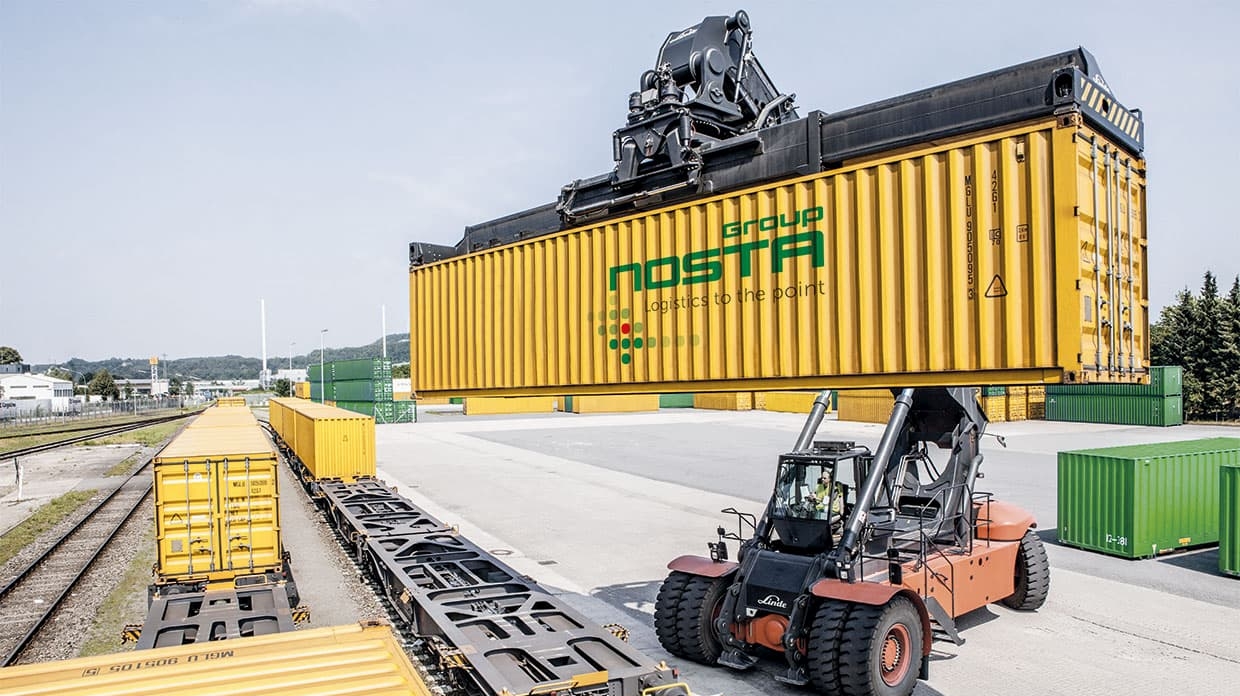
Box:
left=1002, top=529, right=1050, bottom=610
left=654, top=571, right=691, bottom=657
left=807, top=599, right=852, bottom=695
left=837, top=597, right=923, bottom=696
left=659, top=573, right=728, bottom=665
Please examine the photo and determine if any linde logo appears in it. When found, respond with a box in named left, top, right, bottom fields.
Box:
left=606, top=206, right=826, bottom=292
left=757, top=593, right=789, bottom=610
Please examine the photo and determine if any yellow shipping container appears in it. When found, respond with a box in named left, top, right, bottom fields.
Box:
left=837, top=390, right=895, bottom=423
left=982, top=395, right=1008, bottom=422
left=568, top=394, right=660, bottom=413
left=694, top=392, right=753, bottom=411
left=463, top=396, right=556, bottom=415
left=152, top=425, right=282, bottom=584
left=215, top=396, right=247, bottom=407
left=757, top=391, right=829, bottom=414
left=187, top=407, right=259, bottom=429
left=293, top=381, right=311, bottom=398
left=291, top=403, right=376, bottom=482
left=0, top=622, right=432, bottom=696
left=411, top=118, right=1147, bottom=396
left=394, top=390, right=412, bottom=400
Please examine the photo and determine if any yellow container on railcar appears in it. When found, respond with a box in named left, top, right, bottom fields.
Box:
left=291, top=402, right=375, bottom=482
left=186, top=406, right=259, bottom=430
left=267, top=397, right=297, bottom=445
left=410, top=118, right=1148, bottom=397
left=215, top=396, right=248, bottom=407
left=0, top=622, right=433, bottom=696
left=152, top=424, right=282, bottom=584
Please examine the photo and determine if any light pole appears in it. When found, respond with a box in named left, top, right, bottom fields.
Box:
left=289, top=342, right=295, bottom=372
left=319, top=329, right=328, bottom=403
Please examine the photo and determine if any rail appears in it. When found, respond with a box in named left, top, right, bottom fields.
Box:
left=0, top=411, right=198, bottom=458
left=0, top=460, right=154, bottom=665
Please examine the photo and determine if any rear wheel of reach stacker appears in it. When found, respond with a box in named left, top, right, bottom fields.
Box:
left=835, top=597, right=923, bottom=696
left=1001, top=529, right=1050, bottom=611
left=653, top=571, right=727, bottom=664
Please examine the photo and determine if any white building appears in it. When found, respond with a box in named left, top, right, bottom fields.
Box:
left=0, top=373, right=77, bottom=414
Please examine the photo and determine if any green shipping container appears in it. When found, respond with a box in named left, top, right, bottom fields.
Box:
left=330, top=358, right=392, bottom=382
left=1058, top=438, right=1240, bottom=558
left=659, top=393, right=696, bottom=408
left=1045, top=394, right=1183, bottom=427
left=332, top=380, right=394, bottom=402
left=1222, top=464, right=1240, bottom=577
left=981, top=386, right=1007, bottom=397
left=1047, top=365, right=1182, bottom=396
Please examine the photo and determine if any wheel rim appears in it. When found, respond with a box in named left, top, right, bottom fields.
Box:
left=880, top=622, right=912, bottom=686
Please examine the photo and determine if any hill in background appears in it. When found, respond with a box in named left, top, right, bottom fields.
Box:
left=33, top=333, right=411, bottom=382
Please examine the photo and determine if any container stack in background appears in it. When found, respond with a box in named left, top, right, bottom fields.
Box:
left=308, top=358, right=415, bottom=424
left=1045, top=365, right=1183, bottom=427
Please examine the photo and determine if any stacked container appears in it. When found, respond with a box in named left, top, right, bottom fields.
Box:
left=837, top=389, right=894, bottom=424
left=1046, top=366, right=1183, bottom=427
left=1057, top=437, right=1240, bottom=558
left=309, top=358, right=413, bottom=424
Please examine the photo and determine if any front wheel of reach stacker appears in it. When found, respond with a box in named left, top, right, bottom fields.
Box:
left=836, top=597, right=923, bottom=696
left=653, top=571, right=726, bottom=665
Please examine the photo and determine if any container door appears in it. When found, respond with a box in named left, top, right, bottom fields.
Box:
left=216, top=456, right=282, bottom=575
left=154, top=459, right=217, bottom=578
left=1075, top=129, right=1148, bottom=381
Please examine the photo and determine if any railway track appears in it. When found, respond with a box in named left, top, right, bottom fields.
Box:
left=0, top=411, right=198, bottom=458
left=0, top=461, right=153, bottom=666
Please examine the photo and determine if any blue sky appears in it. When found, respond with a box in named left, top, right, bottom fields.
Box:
left=2, top=1, right=1237, bottom=363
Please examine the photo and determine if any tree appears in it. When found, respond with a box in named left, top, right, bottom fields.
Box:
left=273, top=378, right=292, bottom=397
left=184, top=381, right=195, bottom=397
left=1226, top=276, right=1240, bottom=419
left=89, top=369, right=120, bottom=400
left=169, top=376, right=182, bottom=396
left=123, top=384, right=134, bottom=400
left=46, top=367, right=74, bottom=382
left=1192, top=272, right=1239, bottom=420
left=0, top=346, right=21, bottom=364
left=392, top=363, right=411, bottom=378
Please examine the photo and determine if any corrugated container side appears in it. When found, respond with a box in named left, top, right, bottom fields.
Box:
left=1222, top=464, right=1240, bottom=576
left=758, top=391, right=828, bottom=414
left=411, top=118, right=1148, bottom=396
left=330, top=358, right=393, bottom=381
left=462, top=396, right=556, bottom=415
left=569, top=394, right=660, bottom=413
left=693, top=392, right=753, bottom=411
left=1058, top=438, right=1240, bottom=558
left=293, top=381, right=311, bottom=398
left=293, top=406, right=376, bottom=481
left=1046, top=394, right=1182, bottom=426
left=1047, top=365, right=1182, bottom=396
left=837, top=390, right=894, bottom=423
left=0, top=622, right=433, bottom=696
left=982, top=395, right=1007, bottom=422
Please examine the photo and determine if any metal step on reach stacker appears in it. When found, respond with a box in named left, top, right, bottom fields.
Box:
left=655, top=389, right=1049, bottom=696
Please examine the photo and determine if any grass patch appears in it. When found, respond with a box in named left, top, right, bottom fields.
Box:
left=82, top=420, right=184, bottom=447
left=78, top=528, right=155, bottom=657
left=0, top=489, right=97, bottom=566
left=105, top=452, right=145, bottom=477
left=0, top=410, right=192, bottom=455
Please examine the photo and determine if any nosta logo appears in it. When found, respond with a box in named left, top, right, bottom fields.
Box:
left=607, top=206, right=826, bottom=292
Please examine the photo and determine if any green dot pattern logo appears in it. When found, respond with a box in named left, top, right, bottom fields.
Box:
left=596, top=295, right=703, bottom=372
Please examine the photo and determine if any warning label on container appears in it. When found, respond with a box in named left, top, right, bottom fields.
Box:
left=985, top=275, right=1008, bottom=299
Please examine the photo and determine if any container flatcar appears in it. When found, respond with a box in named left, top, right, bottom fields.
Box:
left=0, top=622, right=432, bottom=696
